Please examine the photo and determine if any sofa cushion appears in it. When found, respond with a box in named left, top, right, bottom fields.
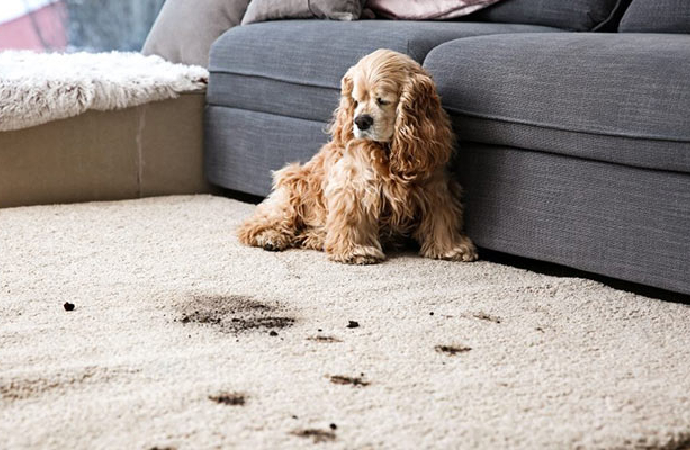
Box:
left=619, top=0, right=690, bottom=33
left=365, top=0, right=503, bottom=20
left=242, top=0, right=365, bottom=25
left=470, top=0, right=628, bottom=31
left=208, top=20, right=562, bottom=123
left=425, top=34, right=690, bottom=173
left=142, top=0, right=248, bottom=67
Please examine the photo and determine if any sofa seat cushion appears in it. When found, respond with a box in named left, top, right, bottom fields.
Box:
left=619, top=0, right=690, bottom=34
left=469, top=0, right=628, bottom=31
left=207, top=20, right=562, bottom=123
left=425, top=34, right=690, bottom=173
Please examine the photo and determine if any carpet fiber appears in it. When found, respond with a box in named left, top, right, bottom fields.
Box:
left=1, top=195, right=689, bottom=449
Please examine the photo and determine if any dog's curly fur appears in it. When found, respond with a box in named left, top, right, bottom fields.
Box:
left=237, top=49, right=477, bottom=264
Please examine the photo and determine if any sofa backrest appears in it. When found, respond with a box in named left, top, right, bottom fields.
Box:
left=619, top=0, right=690, bottom=33
left=470, top=0, right=630, bottom=31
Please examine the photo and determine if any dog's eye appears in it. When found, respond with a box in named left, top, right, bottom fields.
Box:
left=376, top=98, right=390, bottom=106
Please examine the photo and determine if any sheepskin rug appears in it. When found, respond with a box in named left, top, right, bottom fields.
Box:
left=0, top=51, right=208, bottom=132
left=1, top=196, right=690, bottom=450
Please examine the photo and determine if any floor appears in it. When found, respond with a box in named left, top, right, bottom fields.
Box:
left=1, top=195, right=689, bottom=449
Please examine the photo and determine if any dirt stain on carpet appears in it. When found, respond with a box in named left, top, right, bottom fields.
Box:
left=472, top=312, right=501, bottom=324
left=209, top=393, right=246, bottom=406
left=1, top=367, right=139, bottom=400
left=308, top=335, right=342, bottom=343
left=435, top=344, right=472, bottom=355
left=329, top=375, right=370, bottom=387
left=176, top=295, right=295, bottom=334
left=290, top=429, right=337, bottom=443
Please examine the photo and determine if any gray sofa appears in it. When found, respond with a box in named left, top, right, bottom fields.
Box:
left=204, top=0, right=690, bottom=295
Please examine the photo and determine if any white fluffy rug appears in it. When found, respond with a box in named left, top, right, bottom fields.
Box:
left=1, top=196, right=690, bottom=450
left=0, top=51, right=208, bottom=132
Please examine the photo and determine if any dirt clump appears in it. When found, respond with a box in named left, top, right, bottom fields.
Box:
left=209, top=393, right=246, bottom=406
left=435, top=344, right=472, bottom=355
left=329, top=375, right=370, bottom=387
left=290, top=429, right=336, bottom=443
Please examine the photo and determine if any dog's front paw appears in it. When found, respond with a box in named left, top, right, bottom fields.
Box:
left=329, top=245, right=385, bottom=265
left=422, top=236, right=478, bottom=262
left=238, top=226, right=291, bottom=252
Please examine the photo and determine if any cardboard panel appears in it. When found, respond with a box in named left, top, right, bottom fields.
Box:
left=0, top=93, right=209, bottom=208
left=139, top=94, right=209, bottom=196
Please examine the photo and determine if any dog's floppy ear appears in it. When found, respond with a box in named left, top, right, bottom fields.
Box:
left=390, top=70, right=453, bottom=181
left=329, top=69, right=355, bottom=146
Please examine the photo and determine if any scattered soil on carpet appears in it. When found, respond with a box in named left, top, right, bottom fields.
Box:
left=346, top=321, right=359, bottom=328
left=63, top=302, right=75, bottom=312
left=472, top=312, right=501, bottom=323
left=176, top=295, right=295, bottom=334
left=290, top=429, right=337, bottom=443
left=209, top=393, right=246, bottom=406
left=1, top=367, right=138, bottom=400
left=435, top=345, right=472, bottom=355
left=308, top=335, right=342, bottom=343
left=329, top=375, right=370, bottom=387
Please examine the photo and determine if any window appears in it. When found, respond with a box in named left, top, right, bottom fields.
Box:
left=0, top=0, right=165, bottom=53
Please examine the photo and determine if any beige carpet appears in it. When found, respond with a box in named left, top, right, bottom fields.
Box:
left=1, top=195, right=689, bottom=450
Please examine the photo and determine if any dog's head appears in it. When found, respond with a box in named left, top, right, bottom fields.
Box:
left=330, top=49, right=453, bottom=180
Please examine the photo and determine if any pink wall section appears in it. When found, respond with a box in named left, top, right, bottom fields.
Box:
left=0, top=1, right=67, bottom=52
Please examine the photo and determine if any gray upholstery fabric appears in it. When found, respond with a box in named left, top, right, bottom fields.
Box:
left=457, top=144, right=690, bottom=295
left=425, top=34, right=690, bottom=173
left=470, top=0, right=627, bottom=31
left=208, top=20, right=563, bottom=123
left=453, top=117, right=690, bottom=173
left=206, top=21, right=566, bottom=194
left=210, top=20, right=563, bottom=87
left=205, top=106, right=329, bottom=196
left=207, top=73, right=340, bottom=123
left=619, top=0, right=690, bottom=33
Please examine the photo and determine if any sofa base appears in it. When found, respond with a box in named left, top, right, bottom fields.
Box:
left=205, top=106, right=328, bottom=196
left=457, top=144, right=690, bottom=295
left=0, top=93, right=210, bottom=208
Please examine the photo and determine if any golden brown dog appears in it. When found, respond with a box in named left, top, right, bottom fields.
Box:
left=237, top=49, right=477, bottom=264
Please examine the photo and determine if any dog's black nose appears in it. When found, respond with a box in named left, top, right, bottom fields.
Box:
left=354, top=114, right=374, bottom=130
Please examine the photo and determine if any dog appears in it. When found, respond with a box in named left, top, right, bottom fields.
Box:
left=237, top=49, right=477, bottom=264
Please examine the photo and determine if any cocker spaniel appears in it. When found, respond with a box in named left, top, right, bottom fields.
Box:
left=237, top=49, right=477, bottom=264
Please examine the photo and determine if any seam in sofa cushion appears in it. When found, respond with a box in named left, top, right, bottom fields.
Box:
left=448, top=109, right=690, bottom=143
